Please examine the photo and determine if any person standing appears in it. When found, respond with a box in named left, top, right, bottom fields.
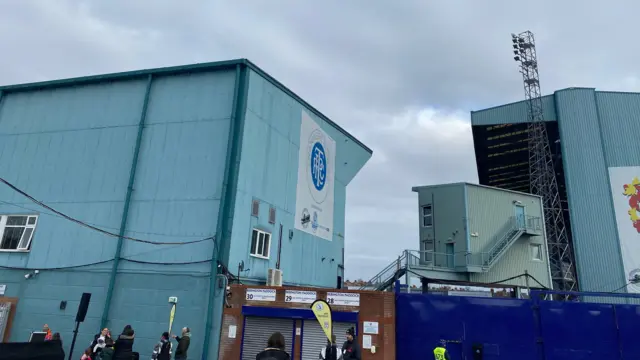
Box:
left=152, top=332, right=172, bottom=360
left=433, top=340, right=451, bottom=360
left=42, top=324, right=53, bottom=341
left=172, top=327, right=191, bottom=360
left=91, top=328, right=111, bottom=355
left=341, top=328, right=360, bottom=360
left=256, top=332, right=290, bottom=360
left=319, top=334, right=339, bottom=360
left=113, top=326, right=135, bottom=360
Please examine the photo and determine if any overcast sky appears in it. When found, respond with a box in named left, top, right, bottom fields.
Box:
left=2, top=1, right=640, bottom=281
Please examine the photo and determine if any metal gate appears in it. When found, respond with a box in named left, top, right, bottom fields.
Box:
left=0, top=302, right=11, bottom=342
left=241, top=317, right=294, bottom=360
left=301, top=321, right=355, bottom=360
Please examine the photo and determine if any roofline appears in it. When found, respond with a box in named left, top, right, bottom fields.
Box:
left=412, top=182, right=542, bottom=200
left=471, top=87, right=599, bottom=115
left=0, top=58, right=372, bottom=154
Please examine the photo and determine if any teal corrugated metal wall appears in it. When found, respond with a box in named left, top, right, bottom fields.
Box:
left=0, top=70, right=237, bottom=359
left=466, top=185, right=551, bottom=287
left=227, top=70, right=371, bottom=287
left=471, top=95, right=557, bottom=126
left=416, top=184, right=466, bottom=256
left=555, top=88, right=626, bottom=293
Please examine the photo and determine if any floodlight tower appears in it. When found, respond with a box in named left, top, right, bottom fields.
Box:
left=511, top=31, right=578, bottom=294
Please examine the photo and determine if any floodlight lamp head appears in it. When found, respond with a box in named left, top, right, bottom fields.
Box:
left=514, top=56, right=521, bottom=62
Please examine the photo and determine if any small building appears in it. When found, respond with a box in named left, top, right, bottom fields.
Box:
left=0, top=59, right=371, bottom=358
left=363, top=183, right=553, bottom=292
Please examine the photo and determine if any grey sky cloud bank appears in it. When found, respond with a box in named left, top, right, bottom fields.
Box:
left=1, top=0, right=639, bottom=280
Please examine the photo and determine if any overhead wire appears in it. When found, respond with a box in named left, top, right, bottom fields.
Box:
left=0, top=257, right=215, bottom=271
left=0, top=200, right=206, bottom=238
left=0, top=176, right=214, bottom=245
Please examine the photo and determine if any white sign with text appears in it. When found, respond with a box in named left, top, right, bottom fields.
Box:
left=245, top=288, right=277, bottom=302
left=285, top=290, right=317, bottom=304
left=326, top=292, right=360, bottom=306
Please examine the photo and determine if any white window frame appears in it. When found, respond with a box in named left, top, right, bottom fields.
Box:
left=249, top=228, right=271, bottom=259
left=422, top=205, right=433, bottom=227
left=0, top=214, right=38, bottom=252
left=530, top=243, right=543, bottom=261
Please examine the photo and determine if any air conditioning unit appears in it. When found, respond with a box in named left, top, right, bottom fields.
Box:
left=267, top=268, right=283, bottom=287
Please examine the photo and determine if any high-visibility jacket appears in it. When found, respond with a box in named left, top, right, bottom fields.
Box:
left=434, top=346, right=448, bottom=360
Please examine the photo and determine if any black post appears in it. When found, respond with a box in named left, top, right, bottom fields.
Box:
left=68, top=321, right=80, bottom=360
left=276, top=223, right=283, bottom=270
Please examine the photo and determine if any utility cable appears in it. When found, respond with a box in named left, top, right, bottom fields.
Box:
left=606, top=282, right=631, bottom=294
left=0, top=176, right=214, bottom=245
left=0, top=257, right=214, bottom=271
left=0, top=200, right=206, bottom=239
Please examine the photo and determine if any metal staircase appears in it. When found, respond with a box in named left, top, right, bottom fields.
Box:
left=359, top=215, right=540, bottom=290
left=359, top=251, right=421, bottom=291
left=482, top=225, right=525, bottom=269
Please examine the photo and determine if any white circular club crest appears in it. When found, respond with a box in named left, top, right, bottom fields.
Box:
left=306, top=129, right=331, bottom=204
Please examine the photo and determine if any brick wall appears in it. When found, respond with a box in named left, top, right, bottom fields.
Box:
left=218, top=285, right=395, bottom=360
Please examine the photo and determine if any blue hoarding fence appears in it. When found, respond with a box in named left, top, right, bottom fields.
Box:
left=396, top=289, right=640, bottom=359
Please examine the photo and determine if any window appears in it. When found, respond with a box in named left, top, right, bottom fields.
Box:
left=0, top=215, right=38, bottom=251
left=422, top=205, right=433, bottom=227
left=251, top=200, right=260, bottom=217
left=250, top=229, right=271, bottom=259
left=530, top=244, right=542, bottom=261
left=268, top=206, right=276, bottom=224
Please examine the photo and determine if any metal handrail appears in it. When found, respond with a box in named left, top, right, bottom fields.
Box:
left=359, top=215, right=544, bottom=288
left=359, top=252, right=408, bottom=288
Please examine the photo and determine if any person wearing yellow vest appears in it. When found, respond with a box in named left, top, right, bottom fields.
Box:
left=433, top=340, right=451, bottom=360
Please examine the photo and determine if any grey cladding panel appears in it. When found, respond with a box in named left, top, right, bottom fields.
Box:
left=242, top=317, right=294, bottom=360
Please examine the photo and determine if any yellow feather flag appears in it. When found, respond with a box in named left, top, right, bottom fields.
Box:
left=168, top=303, right=176, bottom=333
left=310, top=299, right=333, bottom=342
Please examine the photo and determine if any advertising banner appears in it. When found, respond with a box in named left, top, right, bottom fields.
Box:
left=608, top=166, right=640, bottom=292
left=310, top=299, right=333, bottom=342
left=294, top=111, right=336, bottom=241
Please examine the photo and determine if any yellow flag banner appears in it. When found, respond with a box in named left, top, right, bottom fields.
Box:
left=310, top=299, right=333, bottom=342
left=169, top=304, right=176, bottom=333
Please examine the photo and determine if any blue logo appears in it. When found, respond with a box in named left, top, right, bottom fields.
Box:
left=310, top=142, right=326, bottom=191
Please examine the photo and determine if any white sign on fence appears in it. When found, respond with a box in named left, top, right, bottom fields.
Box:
left=326, top=292, right=360, bottom=306
left=285, top=290, right=317, bottom=304
left=0, top=285, right=5, bottom=296
left=245, top=288, right=277, bottom=302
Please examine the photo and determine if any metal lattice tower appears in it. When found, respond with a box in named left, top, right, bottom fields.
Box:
left=511, top=31, right=578, bottom=293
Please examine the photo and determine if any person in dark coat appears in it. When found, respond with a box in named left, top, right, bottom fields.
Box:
left=172, top=327, right=191, bottom=360
left=152, top=332, right=172, bottom=360
left=256, top=332, right=290, bottom=360
left=90, top=328, right=112, bottom=356
left=113, top=326, right=135, bottom=360
left=341, top=327, right=361, bottom=360
left=320, top=334, right=339, bottom=360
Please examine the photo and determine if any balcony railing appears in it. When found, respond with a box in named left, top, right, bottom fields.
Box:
left=359, top=214, right=545, bottom=289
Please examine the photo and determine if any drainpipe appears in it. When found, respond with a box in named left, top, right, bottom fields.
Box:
left=202, top=64, right=245, bottom=359
left=100, top=74, right=153, bottom=328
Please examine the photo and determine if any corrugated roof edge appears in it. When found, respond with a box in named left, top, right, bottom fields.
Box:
left=412, top=182, right=542, bottom=199
left=470, top=87, right=596, bottom=115
left=0, top=58, right=372, bottom=154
